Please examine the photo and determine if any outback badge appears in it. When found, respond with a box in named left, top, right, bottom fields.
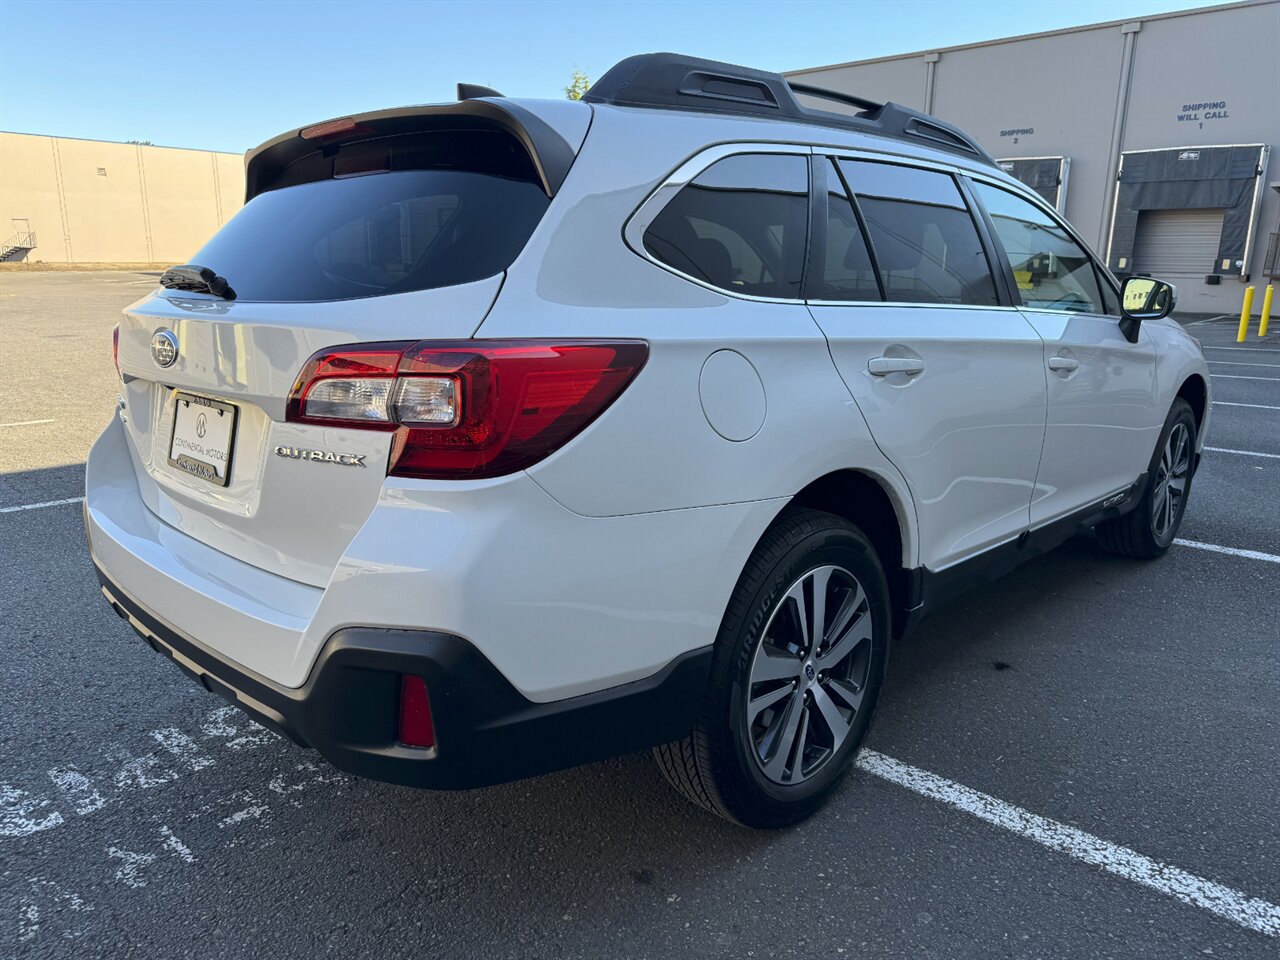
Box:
left=274, top=445, right=366, bottom=467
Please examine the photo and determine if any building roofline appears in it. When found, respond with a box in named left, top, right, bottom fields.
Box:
left=783, top=0, right=1273, bottom=76
left=0, top=129, right=241, bottom=156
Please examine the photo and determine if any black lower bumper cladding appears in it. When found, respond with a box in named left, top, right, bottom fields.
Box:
left=96, top=566, right=711, bottom=790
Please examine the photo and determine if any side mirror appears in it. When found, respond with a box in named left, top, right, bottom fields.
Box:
left=1119, top=275, right=1176, bottom=342
left=1121, top=275, right=1176, bottom=320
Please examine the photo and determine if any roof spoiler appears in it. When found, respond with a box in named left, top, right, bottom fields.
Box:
left=243, top=99, right=576, bottom=202
left=583, top=52, right=996, bottom=166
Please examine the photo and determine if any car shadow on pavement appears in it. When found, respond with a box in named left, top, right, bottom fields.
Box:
left=0, top=462, right=87, bottom=509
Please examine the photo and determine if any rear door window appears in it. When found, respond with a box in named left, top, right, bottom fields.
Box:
left=808, top=158, right=882, bottom=302
left=186, top=130, right=551, bottom=303
left=839, top=160, right=999, bottom=306
left=643, top=153, right=809, bottom=299
left=972, top=181, right=1104, bottom=314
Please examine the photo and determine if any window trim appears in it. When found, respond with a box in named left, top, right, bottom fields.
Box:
left=956, top=174, right=1020, bottom=307
left=804, top=155, right=886, bottom=303
left=964, top=169, right=1124, bottom=317
left=623, top=142, right=815, bottom=304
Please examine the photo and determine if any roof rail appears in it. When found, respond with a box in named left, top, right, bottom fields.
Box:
left=582, top=53, right=996, bottom=167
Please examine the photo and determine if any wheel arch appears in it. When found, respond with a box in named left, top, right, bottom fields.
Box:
left=1176, top=373, right=1208, bottom=435
left=781, top=469, right=917, bottom=635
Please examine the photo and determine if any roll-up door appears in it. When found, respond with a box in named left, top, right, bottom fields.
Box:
left=995, top=156, right=1069, bottom=212
left=1107, top=144, right=1268, bottom=279
left=1132, top=208, right=1226, bottom=278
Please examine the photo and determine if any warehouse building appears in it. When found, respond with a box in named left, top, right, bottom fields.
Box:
left=786, top=0, right=1280, bottom=314
left=0, top=132, right=243, bottom=265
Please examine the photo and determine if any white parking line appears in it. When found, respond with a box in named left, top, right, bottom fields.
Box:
left=1205, top=446, right=1280, bottom=459
left=1213, top=401, right=1280, bottom=410
left=1174, top=539, right=1280, bottom=564
left=857, top=750, right=1280, bottom=937
left=1207, top=360, right=1280, bottom=368
left=0, top=419, right=55, bottom=428
left=0, top=496, right=84, bottom=515
left=1201, top=345, right=1280, bottom=355
left=1210, top=374, right=1280, bottom=381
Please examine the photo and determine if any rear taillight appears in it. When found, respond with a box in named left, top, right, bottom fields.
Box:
left=398, top=675, right=436, bottom=749
left=112, top=325, right=120, bottom=379
left=287, top=340, right=647, bottom=478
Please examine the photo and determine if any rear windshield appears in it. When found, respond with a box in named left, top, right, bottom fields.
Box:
left=187, top=134, right=550, bottom=302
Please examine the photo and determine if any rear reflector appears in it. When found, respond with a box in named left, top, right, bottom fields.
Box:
left=112, top=325, right=120, bottom=379
left=398, top=675, right=436, bottom=749
left=287, top=340, right=648, bottom=478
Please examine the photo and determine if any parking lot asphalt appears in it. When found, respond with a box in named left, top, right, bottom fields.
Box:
left=2, top=272, right=1277, bottom=959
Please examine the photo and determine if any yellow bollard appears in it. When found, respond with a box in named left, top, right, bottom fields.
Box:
left=1259, top=284, right=1274, bottom=338
left=1236, top=286, right=1255, bottom=342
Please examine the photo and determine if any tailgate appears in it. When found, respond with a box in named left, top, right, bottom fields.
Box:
left=114, top=276, right=501, bottom=587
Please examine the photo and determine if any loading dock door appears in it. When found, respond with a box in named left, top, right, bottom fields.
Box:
left=1107, top=144, right=1269, bottom=280
left=996, top=156, right=1069, bottom=212
left=1132, top=208, right=1226, bottom=279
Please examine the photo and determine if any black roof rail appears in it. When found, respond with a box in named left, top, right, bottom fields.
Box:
left=786, top=82, right=883, bottom=114
left=582, top=53, right=996, bottom=167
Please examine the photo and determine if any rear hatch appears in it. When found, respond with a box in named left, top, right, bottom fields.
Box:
left=114, top=105, right=585, bottom=587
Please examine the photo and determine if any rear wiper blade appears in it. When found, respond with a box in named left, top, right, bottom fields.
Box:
left=159, top=264, right=237, bottom=300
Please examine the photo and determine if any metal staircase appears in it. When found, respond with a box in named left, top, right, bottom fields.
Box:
left=0, top=230, right=36, bottom=262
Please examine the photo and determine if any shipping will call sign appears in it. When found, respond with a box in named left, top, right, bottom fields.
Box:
left=1176, top=100, right=1230, bottom=128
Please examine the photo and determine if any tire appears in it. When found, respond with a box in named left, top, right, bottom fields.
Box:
left=653, top=508, right=890, bottom=828
left=1095, top=398, right=1197, bottom=559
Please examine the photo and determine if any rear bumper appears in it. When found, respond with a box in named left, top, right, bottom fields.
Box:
left=87, top=410, right=778, bottom=701
left=97, top=566, right=712, bottom=789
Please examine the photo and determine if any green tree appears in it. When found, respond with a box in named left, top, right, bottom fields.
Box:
left=565, top=70, right=590, bottom=101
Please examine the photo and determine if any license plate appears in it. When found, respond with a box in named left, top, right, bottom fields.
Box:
left=168, top=392, right=238, bottom=487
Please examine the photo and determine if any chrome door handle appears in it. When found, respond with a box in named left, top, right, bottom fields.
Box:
left=1048, top=356, right=1080, bottom=372
left=868, top=357, right=925, bottom=376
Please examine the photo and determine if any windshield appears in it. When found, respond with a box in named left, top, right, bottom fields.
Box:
left=187, top=165, right=550, bottom=303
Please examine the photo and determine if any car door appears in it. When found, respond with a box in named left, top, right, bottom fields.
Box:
left=967, top=179, right=1161, bottom=527
left=806, top=156, right=1048, bottom=571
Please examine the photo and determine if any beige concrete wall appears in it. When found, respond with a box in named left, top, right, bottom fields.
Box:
left=926, top=26, right=1128, bottom=248
left=791, top=55, right=929, bottom=113
left=786, top=0, right=1280, bottom=315
left=0, top=132, right=244, bottom=263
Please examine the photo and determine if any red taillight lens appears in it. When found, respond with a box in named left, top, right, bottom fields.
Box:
left=398, top=675, right=436, bottom=749
left=112, top=325, right=120, bottom=379
left=287, top=340, right=648, bottom=478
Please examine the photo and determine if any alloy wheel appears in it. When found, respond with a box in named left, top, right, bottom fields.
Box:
left=746, top=565, right=873, bottom=785
left=1152, top=422, right=1191, bottom=539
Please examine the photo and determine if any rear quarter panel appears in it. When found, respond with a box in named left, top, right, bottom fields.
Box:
left=477, top=107, right=919, bottom=563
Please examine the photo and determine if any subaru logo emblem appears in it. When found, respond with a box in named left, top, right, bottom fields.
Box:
left=804, top=662, right=816, bottom=682
left=151, top=329, right=179, bottom=368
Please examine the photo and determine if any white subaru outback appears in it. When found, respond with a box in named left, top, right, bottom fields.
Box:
left=86, top=54, right=1209, bottom=827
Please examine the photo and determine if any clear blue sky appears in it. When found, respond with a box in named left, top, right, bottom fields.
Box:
left=0, top=0, right=1224, bottom=154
